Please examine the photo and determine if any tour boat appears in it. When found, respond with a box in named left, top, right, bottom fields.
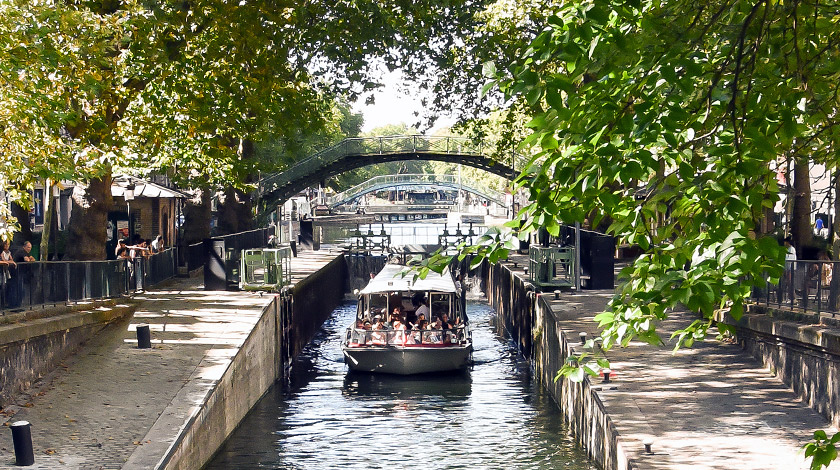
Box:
left=342, top=264, right=472, bottom=375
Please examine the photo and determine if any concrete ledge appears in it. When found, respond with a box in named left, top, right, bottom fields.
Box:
left=0, top=305, right=135, bottom=346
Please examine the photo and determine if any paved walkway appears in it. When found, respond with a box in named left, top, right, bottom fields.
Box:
left=546, top=290, right=836, bottom=470
left=0, top=248, right=342, bottom=470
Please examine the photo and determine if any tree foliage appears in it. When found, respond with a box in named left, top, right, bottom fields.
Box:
left=474, top=0, right=840, bottom=351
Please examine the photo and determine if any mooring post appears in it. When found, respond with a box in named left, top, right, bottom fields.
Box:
left=136, top=324, right=152, bottom=349
left=10, top=421, right=34, bottom=466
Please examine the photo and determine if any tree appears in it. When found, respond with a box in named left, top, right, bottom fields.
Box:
left=418, top=0, right=840, bottom=465
left=0, top=0, right=487, bottom=256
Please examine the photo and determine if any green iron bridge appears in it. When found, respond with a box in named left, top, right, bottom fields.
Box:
left=326, top=174, right=506, bottom=209
left=257, top=135, right=522, bottom=207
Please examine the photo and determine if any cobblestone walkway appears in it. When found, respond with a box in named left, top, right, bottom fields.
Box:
left=0, top=275, right=272, bottom=470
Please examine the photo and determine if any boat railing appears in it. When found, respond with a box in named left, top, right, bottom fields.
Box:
left=345, top=326, right=468, bottom=347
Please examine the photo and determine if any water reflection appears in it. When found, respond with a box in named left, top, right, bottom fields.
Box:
left=204, top=302, right=594, bottom=470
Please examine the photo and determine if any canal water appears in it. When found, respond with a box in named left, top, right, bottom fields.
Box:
left=204, top=301, right=594, bottom=470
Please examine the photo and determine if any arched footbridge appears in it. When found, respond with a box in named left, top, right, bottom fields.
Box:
left=256, top=135, right=522, bottom=206
left=326, top=174, right=507, bottom=208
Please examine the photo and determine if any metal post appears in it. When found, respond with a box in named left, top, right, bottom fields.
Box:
left=136, top=324, right=152, bottom=349
left=574, top=222, right=581, bottom=291
left=10, top=420, right=34, bottom=466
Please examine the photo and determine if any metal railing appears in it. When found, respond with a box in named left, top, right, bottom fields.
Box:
left=257, top=135, right=526, bottom=199
left=751, top=260, right=840, bottom=316
left=327, top=174, right=506, bottom=208
left=0, top=248, right=177, bottom=313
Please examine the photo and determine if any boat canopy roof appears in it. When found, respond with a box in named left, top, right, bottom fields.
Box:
left=360, top=264, right=457, bottom=295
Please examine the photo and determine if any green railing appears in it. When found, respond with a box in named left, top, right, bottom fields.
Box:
left=257, top=135, right=525, bottom=199
left=326, top=174, right=506, bottom=208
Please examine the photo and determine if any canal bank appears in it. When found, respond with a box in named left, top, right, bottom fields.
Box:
left=485, top=255, right=835, bottom=470
left=0, top=248, right=346, bottom=470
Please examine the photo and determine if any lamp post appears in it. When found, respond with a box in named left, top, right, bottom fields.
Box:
left=124, top=182, right=135, bottom=240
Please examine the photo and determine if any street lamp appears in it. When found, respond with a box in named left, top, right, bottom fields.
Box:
left=125, top=182, right=135, bottom=240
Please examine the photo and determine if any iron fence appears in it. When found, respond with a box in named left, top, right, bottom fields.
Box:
left=0, top=248, right=177, bottom=314
left=752, top=260, right=840, bottom=316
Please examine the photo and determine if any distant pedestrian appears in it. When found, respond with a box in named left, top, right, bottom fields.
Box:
left=0, top=240, right=17, bottom=307
left=151, top=235, right=164, bottom=252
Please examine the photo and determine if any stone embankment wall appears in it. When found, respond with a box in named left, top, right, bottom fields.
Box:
left=0, top=302, right=135, bottom=408
left=159, top=254, right=347, bottom=470
left=481, top=261, right=632, bottom=470
left=716, top=306, right=840, bottom=429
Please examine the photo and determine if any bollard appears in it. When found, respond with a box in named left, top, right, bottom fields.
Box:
left=11, top=421, right=34, bottom=466
left=602, top=368, right=612, bottom=383
left=643, top=438, right=654, bottom=454
left=579, top=332, right=587, bottom=344
left=136, top=324, right=152, bottom=349
left=554, top=290, right=561, bottom=300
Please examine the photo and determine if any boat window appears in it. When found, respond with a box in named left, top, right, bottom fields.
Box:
left=430, top=293, right=450, bottom=319
left=366, top=294, right=388, bottom=319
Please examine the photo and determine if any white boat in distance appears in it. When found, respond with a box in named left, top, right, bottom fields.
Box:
left=342, top=264, right=472, bottom=375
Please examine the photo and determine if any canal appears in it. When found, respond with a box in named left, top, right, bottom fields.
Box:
left=204, top=301, right=594, bottom=469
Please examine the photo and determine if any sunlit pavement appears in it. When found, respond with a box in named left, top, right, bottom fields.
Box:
left=0, top=248, right=342, bottom=470
left=539, top=276, right=836, bottom=470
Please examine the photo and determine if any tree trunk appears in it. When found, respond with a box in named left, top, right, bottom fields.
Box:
left=791, top=154, right=812, bottom=251
left=65, top=175, right=113, bottom=260
left=182, top=188, right=212, bottom=245
left=215, top=139, right=256, bottom=235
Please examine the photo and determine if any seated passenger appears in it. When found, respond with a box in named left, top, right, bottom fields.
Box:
left=370, top=316, right=387, bottom=345
left=424, top=318, right=443, bottom=344
left=391, top=317, right=406, bottom=344
left=405, top=327, right=421, bottom=345
left=440, top=313, right=453, bottom=330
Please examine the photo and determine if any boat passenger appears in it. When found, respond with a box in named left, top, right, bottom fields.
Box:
left=413, top=294, right=430, bottom=320
left=370, top=318, right=387, bottom=345
left=425, top=318, right=443, bottom=344
left=391, top=318, right=406, bottom=344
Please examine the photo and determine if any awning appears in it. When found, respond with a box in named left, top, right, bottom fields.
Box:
left=112, top=176, right=189, bottom=199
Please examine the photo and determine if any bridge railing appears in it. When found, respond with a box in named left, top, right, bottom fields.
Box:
left=257, top=135, right=526, bottom=199
left=327, top=174, right=506, bottom=208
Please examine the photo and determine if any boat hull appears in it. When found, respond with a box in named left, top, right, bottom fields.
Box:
left=342, top=344, right=472, bottom=375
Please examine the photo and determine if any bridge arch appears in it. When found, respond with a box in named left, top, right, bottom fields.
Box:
left=256, top=135, right=521, bottom=207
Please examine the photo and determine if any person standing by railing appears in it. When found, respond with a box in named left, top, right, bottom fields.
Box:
left=10, top=241, right=35, bottom=309
left=1, top=240, right=17, bottom=308
left=14, top=241, right=35, bottom=263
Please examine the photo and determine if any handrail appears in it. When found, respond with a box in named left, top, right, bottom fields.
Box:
left=257, top=135, right=528, bottom=200
left=326, top=174, right=506, bottom=208
left=0, top=248, right=177, bottom=313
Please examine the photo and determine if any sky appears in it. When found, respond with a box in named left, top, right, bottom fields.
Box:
left=352, top=69, right=454, bottom=134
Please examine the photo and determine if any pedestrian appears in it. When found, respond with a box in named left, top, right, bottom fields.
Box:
left=151, top=235, right=164, bottom=252
left=14, top=241, right=35, bottom=263
left=115, top=238, right=127, bottom=259
left=12, top=241, right=34, bottom=308
left=0, top=240, right=17, bottom=307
